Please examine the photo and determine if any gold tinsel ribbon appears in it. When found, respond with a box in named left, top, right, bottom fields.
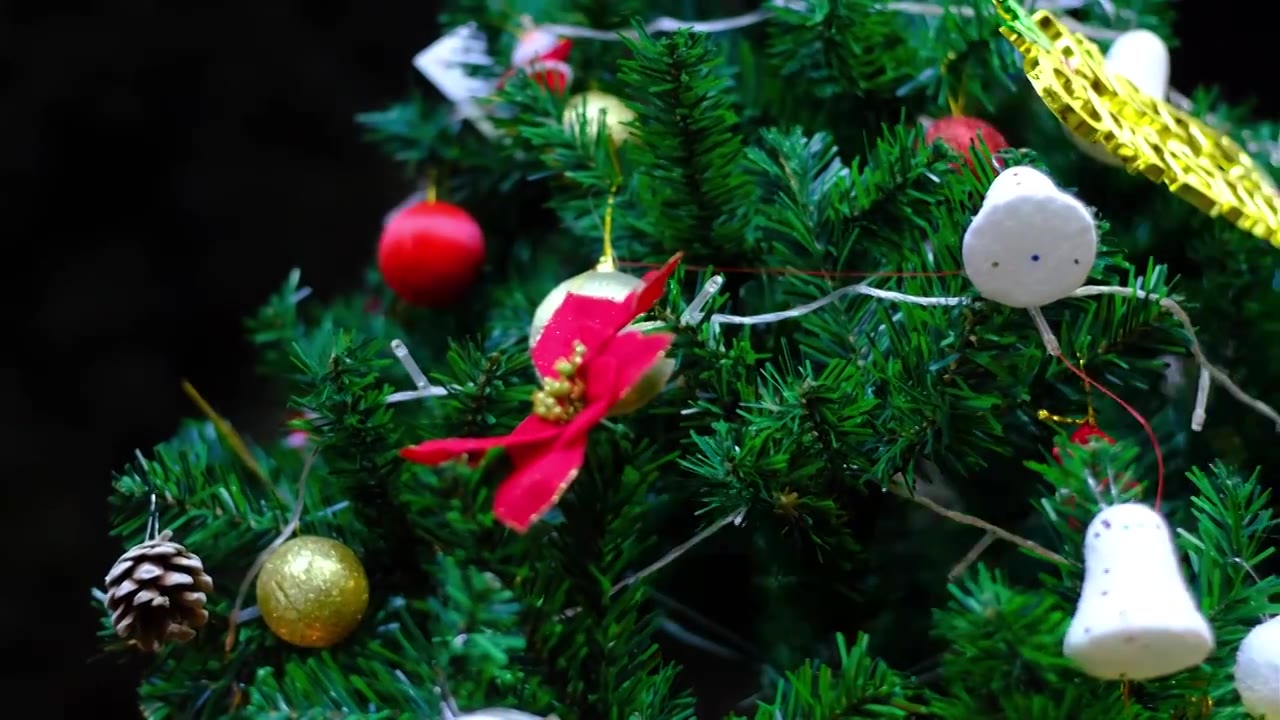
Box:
left=991, top=0, right=1280, bottom=248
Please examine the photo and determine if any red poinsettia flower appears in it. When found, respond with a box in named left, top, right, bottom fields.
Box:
left=401, top=253, right=683, bottom=533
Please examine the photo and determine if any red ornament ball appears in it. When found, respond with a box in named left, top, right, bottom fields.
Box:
left=1051, top=423, right=1115, bottom=465
left=1051, top=424, right=1140, bottom=528
left=378, top=201, right=485, bottom=307
left=925, top=116, right=1010, bottom=174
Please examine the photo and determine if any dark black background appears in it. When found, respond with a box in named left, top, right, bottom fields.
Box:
left=0, top=2, right=1268, bottom=717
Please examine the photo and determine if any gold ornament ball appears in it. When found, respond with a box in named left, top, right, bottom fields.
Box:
left=562, top=90, right=636, bottom=147
left=255, top=535, right=370, bottom=648
left=530, top=269, right=675, bottom=416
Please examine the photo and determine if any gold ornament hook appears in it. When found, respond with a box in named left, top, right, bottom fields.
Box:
left=596, top=137, right=626, bottom=272
left=425, top=167, right=438, bottom=204
left=941, top=52, right=965, bottom=117
left=597, top=182, right=620, bottom=272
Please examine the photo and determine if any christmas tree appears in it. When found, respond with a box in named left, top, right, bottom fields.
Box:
left=97, top=1, right=1280, bottom=718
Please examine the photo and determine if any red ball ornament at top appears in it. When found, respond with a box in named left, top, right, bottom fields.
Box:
left=378, top=200, right=485, bottom=308
left=1052, top=423, right=1140, bottom=528
left=1051, top=423, right=1115, bottom=464
left=925, top=115, right=1010, bottom=175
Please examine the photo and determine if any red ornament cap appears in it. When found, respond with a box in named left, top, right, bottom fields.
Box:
left=925, top=116, right=1010, bottom=174
left=378, top=201, right=485, bottom=308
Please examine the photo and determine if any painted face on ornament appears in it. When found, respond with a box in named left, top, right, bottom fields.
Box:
left=961, top=166, right=1099, bottom=308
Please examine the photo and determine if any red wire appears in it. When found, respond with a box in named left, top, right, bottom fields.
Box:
left=1053, top=353, right=1164, bottom=510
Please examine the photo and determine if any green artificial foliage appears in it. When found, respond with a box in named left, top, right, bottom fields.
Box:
left=98, top=1, right=1280, bottom=718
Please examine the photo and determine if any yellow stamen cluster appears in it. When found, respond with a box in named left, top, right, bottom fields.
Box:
left=531, top=341, right=588, bottom=422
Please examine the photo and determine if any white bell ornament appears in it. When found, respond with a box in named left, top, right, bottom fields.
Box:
left=962, top=166, right=1098, bottom=309
left=1235, top=615, right=1280, bottom=718
left=1069, top=29, right=1171, bottom=167
left=1062, top=502, right=1215, bottom=680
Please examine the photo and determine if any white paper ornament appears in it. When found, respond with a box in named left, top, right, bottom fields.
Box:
left=512, top=28, right=562, bottom=68
left=1235, top=616, right=1280, bottom=718
left=411, top=23, right=501, bottom=139
left=980, top=164, right=1060, bottom=207
left=962, top=166, right=1097, bottom=308
left=1063, top=503, right=1215, bottom=681
left=1106, top=29, right=1171, bottom=99
left=1068, top=29, right=1171, bottom=167
left=412, top=23, right=497, bottom=104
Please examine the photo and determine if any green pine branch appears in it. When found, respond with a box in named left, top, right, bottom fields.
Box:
left=1182, top=464, right=1280, bottom=624
left=618, top=25, right=757, bottom=259
left=744, top=128, right=850, bottom=268
left=930, top=567, right=1076, bottom=710
left=844, top=123, right=983, bottom=267
left=394, top=340, right=533, bottom=561
left=766, top=0, right=919, bottom=100
left=291, top=332, right=423, bottom=588
left=491, top=73, right=642, bottom=258
left=521, top=437, right=696, bottom=719
left=735, top=633, right=928, bottom=719
left=357, top=96, right=461, bottom=169
left=237, top=558, right=533, bottom=720
left=1031, top=437, right=1149, bottom=553
left=928, top=689, right=1140, bottom=720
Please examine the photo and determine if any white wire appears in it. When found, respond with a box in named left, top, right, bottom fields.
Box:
left=1069, top=285, right=1280, bottom=431
left=537, top=0, right=1121, bottom=42
left=707, top=282, right=969, bottom=329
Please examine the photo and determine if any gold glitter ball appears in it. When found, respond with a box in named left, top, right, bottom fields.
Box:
left=255, top=535, right=370, bottom=648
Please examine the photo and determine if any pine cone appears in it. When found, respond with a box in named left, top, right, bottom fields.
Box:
left=104, top=530, right=213, bottom=652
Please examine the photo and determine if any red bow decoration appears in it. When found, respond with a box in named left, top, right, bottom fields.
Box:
left=401, top=253, right=683, bottom=533
left=498, top=28, right=574, bottom=94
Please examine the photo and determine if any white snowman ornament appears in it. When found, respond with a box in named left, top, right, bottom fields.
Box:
left=1068, top=29, right=1171, bottom=167
left=962, top=166, right=1098, bottom=309
left=1063, top=503, right=1215, bottom=680
left=1235, top=615, right=1280, bottom=718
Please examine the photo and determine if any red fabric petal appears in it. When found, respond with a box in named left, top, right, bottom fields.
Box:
left=530, top=68, right=569, bottom=94
left=492, top=400, right=608, bottom=532
left=532, top=293, right=637, bottom=377
left=400, top=414, right=562, bottom=466
left=630, top=253, right=683, bottom=316
left=531, top=254, right=683, bottom=377
left=585, top=331, right=674, bottom=406
left=541, top=38, right=573, bottom=63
